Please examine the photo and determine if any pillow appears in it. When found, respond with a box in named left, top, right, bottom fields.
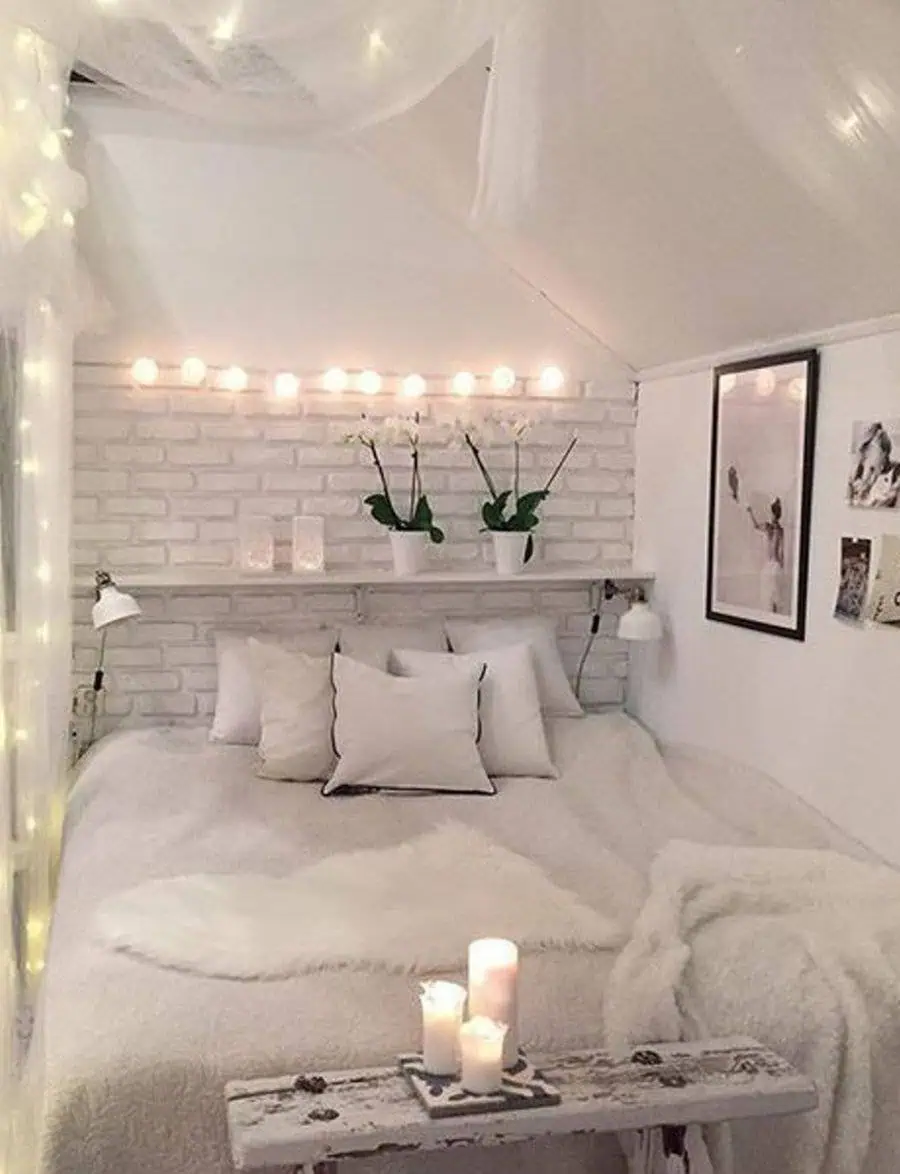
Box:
left=210, top=628, right=337, bottom=745
left=323, top=655, right=493, bottom=797
left=445, top=617, right=582, bottom=718
left=336, top=623, right=447, bottom=671
left=250, top=642, right=336, bottom=782
left=392, top=645, right=556, bottom=778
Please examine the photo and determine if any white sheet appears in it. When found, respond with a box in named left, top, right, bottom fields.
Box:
left=35, top=714, right=867, bottom=1174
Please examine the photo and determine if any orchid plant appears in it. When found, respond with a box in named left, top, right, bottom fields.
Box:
left=344, top=414, right=445, bottom=544
left=461, top=415, right=578, bottom=563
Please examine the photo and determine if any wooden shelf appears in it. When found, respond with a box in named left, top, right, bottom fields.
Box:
left=72, top=565, right=654, bottom=593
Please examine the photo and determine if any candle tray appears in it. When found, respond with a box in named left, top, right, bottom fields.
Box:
left=398, top=1053, right=561, bottom=1119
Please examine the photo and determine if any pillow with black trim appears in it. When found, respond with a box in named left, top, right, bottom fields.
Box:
left=392, top=644, right=556, bottom=778
left=323, top=654, right=493, bottom=797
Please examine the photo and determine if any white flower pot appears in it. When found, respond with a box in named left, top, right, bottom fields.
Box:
left=390, top=530, right=429, bottom=576
left=491, top=531, right=530, bottom=576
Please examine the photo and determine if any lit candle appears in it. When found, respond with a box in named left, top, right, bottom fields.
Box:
left=459, top=1017, right=507, bottom=1094
left=419, top=981, right=466, bottom=1076
left=467, top=938, right=519, bottom=1068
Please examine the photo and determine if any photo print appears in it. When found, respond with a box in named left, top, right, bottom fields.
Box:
left=848, top=420, right=900, bottom=508
left=706, top=350, right=820, bottom=641
left=834, top=537, right=872, bottom=621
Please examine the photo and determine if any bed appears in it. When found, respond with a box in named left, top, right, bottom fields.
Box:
left=33, top=713, right=882, bottom=1174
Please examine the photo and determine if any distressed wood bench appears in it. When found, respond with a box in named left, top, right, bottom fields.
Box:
left=226, top=1036, right=816, bottom=1174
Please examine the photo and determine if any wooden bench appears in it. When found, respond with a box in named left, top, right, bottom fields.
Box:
left=226, top=1036, right=816, bottom=1174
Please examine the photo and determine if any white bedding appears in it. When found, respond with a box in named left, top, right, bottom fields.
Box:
left=35, top=714, right=867, bottom=1174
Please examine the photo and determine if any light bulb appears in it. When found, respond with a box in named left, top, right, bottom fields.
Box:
left=273, top=372, right=300, bottom=399
left=539, top=365, right=565, bottom=392
left=40, top=132, right=61, bottom=160
left=719, top=373, right=737, bottom=394
left=491, top=366, right=516, bottom=391
left=218, top=366, right=248, bottom=392
left=131, top=357, right=159, bottom=385
left=402, top=373, right=426, bottom=398
left=61, top=210, right=75, bottom=228
left=452, top=371, right=476, bottom=396
left=25, top=816, right=37, bottom=834
left=13, top=98, right=29, bottom=113
left=368, top=28, right=386, bottom=56
left=359, top=369, right=382, bottom=395
left=181, top=357, right=207, bottom=386
left=36, top=623, right=49, bottom=644
left=39, top=518, right=50, bottom=532
left=212, top=12, right=237, bottom=41
left=788, top=377, right=806, bottom=402
left=14, top=729, right=28, bottom=744
left=21, top=459, right=38, bottom=476
left=19, top=419, right=31, bottom=432
left=36, top=562, right=51, bottom=584
left=323, top=367, right=348, bottom=393
left=756, top=368, right=777, bottom=397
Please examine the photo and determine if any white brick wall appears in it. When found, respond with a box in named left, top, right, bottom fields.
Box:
left=72, top=362, right=636, bottom=728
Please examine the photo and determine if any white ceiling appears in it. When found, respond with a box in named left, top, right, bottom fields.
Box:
left=365, top=4, right=900, bottom=374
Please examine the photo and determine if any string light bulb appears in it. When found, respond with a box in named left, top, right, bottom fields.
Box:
left=452, top=371, right=476, bottom=396
left=756, top=368, right=777, bottom=397
left=181, top=356, right=207, bottom=386
left=402, top=373, right=426, bottom=398
left=273, top=372, right=300, bottom=400
left=539, top=365, right=565, bottom=392
left=323, top=367, right=348, bottom=393
left=40, top=132, right=62, bottom=160
left=36, top=562, right=51, bottom=584
left=491, top=366, right=516, bottom=391
left=358, top=369, right=382, bottom=395
left=218, top=366, right=248, bottom=392
left=131, top=357, right=159, bottom=385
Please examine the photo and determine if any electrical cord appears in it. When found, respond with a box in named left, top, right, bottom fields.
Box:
left=574, top=611, right=601, bottom=702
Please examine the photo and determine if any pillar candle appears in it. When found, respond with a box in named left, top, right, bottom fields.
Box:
left=419, top=981, right=466, bottom=1076
left=467, top=938, right=518, bottom=1068
left=459, top=1017, right=507, bottom=1094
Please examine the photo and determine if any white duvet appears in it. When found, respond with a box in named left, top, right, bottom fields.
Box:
left=33, top=714, right=870, bottom=1174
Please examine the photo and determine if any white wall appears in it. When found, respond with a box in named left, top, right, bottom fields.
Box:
left=71, top=92, right=624, bottom=382
left=631, top=329, right=900, bottom=866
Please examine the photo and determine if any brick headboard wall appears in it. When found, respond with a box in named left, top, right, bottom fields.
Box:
left=72, top=364, right=636, bottom=729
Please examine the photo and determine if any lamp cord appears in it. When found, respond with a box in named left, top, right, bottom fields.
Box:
left=88, top=628, right=107, bottom=747
left=574, top=612, right=601, bottom=702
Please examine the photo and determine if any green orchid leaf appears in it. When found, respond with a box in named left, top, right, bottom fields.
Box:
left=524, top=534, right=535, bottom=563
left=429, top=525, right=445, bottom=544
left=364, top=493, right=402, bottom=530
left=481, top=499, right=504, bottom=530
left=412, top=495, right=434, bottom=530
left=495, top=489, right=513, bottom=512
left=516, top=489, right=548, bottom=514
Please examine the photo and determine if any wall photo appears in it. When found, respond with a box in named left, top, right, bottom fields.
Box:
left=847, top=420, right=900, bottom=508
left=706, top=350, right=819, bottom=641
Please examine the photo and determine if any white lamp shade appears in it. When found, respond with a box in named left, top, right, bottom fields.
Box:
left=617, top=600, right=663, bottom=642
left=92, top=585, right=142, bottom=630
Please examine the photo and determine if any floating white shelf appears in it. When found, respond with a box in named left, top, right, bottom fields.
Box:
left=72, top=565, right=654, bottom=593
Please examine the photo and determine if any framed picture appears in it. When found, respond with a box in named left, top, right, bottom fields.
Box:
left=706, top=349, right=819, bottom=641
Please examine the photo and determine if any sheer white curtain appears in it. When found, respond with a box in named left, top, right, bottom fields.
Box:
left=1, top=15, right=84, bottom=1174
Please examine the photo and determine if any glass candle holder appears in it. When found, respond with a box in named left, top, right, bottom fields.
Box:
left=292, top=515, right=325, bottom=573
left=419, top=981, right=466, bottom=1076
left=239, top=516, right=274, bottom=573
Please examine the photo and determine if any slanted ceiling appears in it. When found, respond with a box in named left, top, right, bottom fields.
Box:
left=367, top=6, right=900, bottom=374
left=73, top=3, right=900, bottom=375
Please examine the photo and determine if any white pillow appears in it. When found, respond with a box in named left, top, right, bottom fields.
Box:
left=210, top=628, right=337, bottom=745
left=323, top=655, right=493, bottom=797
left=392, top=645, right=556, bottom=779
left=337, top=623, right=447, bottom=671
left=250, top=642, right=336, bottom=782
left=445, top=617, right=583, bottom=718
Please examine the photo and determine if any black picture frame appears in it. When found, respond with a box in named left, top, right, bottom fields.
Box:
left=705, top=349, right=819, bottom=641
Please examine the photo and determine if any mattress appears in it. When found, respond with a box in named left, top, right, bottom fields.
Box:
left=34, top=713, right=861, bottom=1174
